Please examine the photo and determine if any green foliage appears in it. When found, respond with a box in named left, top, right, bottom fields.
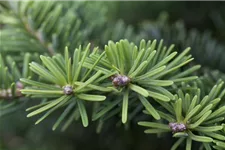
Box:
left=20, top=45, right=110, bottom=130
left=138, top=81, right=225, bottom=150
left=0, top=53, right=34, bottom=117
left=19, top=39, right=199, bottom=130
left=139, top=13, right=225, bottom=73
left=0, top=1, right=107, bottom=56
left=1, top=1, right=225, bottom=150
left=94, top=11, right=225, bottom=73
left=88, top=39, right=198, bottom=124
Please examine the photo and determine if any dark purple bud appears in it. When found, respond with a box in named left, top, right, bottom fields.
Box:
left=111, top=75, right=130, bottom=87
left=169, top=122, right=187, bottom=133
left=63, top=85, right=73, bottom=95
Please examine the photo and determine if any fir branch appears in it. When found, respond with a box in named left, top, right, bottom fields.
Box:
left=20, top=45, right=109, bottom=130
left=0, top=53, right=33, bottom=117
left=0, top=1, right=107, bottom=55
left=90, top=39, right=198, bottom=124
left=138, top=81, right=225, bottom=150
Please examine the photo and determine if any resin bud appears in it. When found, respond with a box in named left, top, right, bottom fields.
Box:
left=169, top=122, right=187, bottom=133
left=63, top=85, right=73, bottom=95
left=111, top=75, right=130, bottom=87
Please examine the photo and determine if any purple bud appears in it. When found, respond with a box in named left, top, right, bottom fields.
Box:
left=16, top=81, right=24, bottom=89
left=63, top=85, right=73, bottom=95
left=16, top=81, right=24, bottom=96
left=111, top=75, right=130, bottom=87
left=169, top=122, right=187, bottom=133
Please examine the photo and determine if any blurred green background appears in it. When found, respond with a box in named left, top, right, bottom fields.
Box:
left=0, top=1, right=225, bottom=150
left=107, top=1, right=225, bottom=42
